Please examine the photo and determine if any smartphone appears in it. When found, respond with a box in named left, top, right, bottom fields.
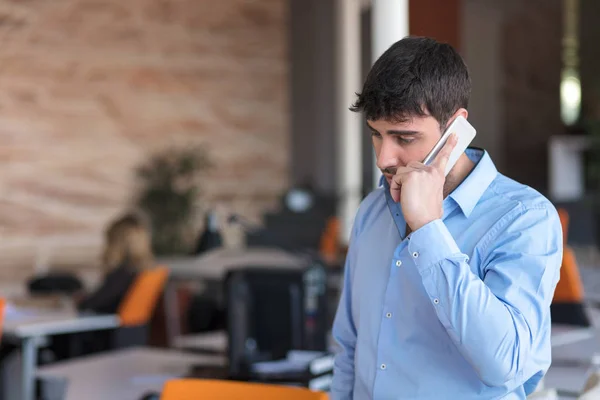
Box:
left=422, top=115, right=477, bottom=176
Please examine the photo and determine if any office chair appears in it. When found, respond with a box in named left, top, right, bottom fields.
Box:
left=113, top=266, right=170, bottom=348
left=551, top=208, right=590, bottom=326
left=118, top=266, right=170, bottom=326
left=0, top=298, right=5, bottom=342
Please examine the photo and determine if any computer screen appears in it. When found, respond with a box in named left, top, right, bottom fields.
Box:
left=226, top=265, right=327, bottom=377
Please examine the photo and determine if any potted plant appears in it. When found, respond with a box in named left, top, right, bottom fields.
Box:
left=133, top=144, right=211, bottom=255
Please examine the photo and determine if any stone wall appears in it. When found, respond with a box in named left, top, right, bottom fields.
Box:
left=0, top=0, right=289, bottom=291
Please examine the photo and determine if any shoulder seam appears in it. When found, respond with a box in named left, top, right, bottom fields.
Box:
left=478, top=202, right=552, bottom=257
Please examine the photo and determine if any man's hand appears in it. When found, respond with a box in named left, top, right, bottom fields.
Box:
left=390, top=133, right=458, bottom=231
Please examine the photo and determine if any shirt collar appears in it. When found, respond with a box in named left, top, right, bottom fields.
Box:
left=379, top=148, right=497, bottom=219
left=447, top=148, right=497, bottom=218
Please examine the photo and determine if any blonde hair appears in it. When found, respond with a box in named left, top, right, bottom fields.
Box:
left=102, top=212, right=154, bottom=272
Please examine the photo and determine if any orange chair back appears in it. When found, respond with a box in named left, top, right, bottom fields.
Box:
left=0, top=298, right=5, bottom=342
left=160, top=379, right=329, bottom=400
left=554, top=247, right=585, bottom=303
left=558, top=208, right=569, bottom=245
left=319, top=216, right=340, bottom=263
left=553, top=208, right=584, bottom=303
left=118, top=266, right=169, bottom=327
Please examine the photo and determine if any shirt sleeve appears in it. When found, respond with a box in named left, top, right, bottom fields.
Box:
left=406, top=205, right=562, bottom=387
left=330, top=222, right=360, bottom=400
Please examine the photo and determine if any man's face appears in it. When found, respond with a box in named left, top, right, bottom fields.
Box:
left=368, top=114, right=444, bottom=187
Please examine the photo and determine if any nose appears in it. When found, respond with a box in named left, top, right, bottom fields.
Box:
left=376, top=138, right=400, bottom=172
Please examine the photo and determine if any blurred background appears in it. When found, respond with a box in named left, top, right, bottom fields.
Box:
left=1, top=0, right=600, bottom=398
left=2, top=0, right=599, bottom=288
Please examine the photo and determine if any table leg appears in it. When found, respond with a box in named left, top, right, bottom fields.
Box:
left=21, top=337, right=38, bottom=400
left=164, top=281, right=181, bottom=347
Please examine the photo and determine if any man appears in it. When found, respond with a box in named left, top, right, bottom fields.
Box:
left=331, top=37, right=562, bottom=399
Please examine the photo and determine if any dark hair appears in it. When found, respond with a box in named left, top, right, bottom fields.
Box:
left=350, top=36, right=470, bottom=127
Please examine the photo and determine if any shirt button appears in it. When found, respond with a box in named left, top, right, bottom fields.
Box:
left=412, top=252, right=419, bottom=258
left=433, top=298, right=440, bottom=304
left=395, top=260, right=402, bottom=267
left=386, top=312, right=392, bottom=318
left=380, top=364, right=386, bottom=370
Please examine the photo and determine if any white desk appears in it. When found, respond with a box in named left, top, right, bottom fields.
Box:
left=3, top=307, right=119, bottom=400
left=551, top=324, right=596, bottom=348
left=160, top=247, right=307, bottom=346
left=545, top=319, right=600, bottom=398
left=544, top=364, right=590, bottom=398
left=37, top=347, right=226, bottom=400
left=159, top=247, right=306, bottom=281
left=580, top=265, right=600, bottom=305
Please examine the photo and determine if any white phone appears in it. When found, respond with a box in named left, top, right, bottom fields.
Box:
left=422, top=115, right=476, bottom=176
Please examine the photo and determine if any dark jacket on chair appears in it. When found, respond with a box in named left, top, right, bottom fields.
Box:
left=77, top=264, right=138, bottom=314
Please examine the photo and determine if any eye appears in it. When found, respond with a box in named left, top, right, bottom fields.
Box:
left=370, top=130, right=382, bottom=139
left=396, top=137, right=416, bottom=144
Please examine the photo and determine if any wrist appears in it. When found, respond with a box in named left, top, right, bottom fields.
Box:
left=409, top=216, right=440, bottom=232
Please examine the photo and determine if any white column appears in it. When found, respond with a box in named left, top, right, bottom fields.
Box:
left=336, top=0, right=363, bottom=244
left=371, top=0, right=409, bottom=188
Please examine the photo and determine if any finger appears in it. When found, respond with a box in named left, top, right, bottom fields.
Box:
left=390, top=171, right=409, bottom=202
left=390, top=177, right=401, bottom=202
left=432, top=133, right=458, bottom=172
left=406, top=160, right=427, bottom=170
left=389, top=167, right=418, bottom=202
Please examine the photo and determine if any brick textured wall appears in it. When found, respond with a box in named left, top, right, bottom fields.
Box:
left=0, top=0, right=289, bottom=290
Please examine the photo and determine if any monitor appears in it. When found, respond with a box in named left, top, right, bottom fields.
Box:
left=226, top=264, right=328, bottom=377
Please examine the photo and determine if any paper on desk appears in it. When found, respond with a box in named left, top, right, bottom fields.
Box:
left=251, top=359, right=307, bottom=374
left=251, top=350, right=326, bottom=375
left=287, top=351, right=325, bottom=364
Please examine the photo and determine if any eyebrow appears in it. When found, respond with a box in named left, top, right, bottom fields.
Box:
left=366, top=122, right=421, bottom=136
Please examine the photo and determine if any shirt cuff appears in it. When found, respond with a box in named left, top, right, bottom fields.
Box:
left=407, top=219, right=462, bottom=272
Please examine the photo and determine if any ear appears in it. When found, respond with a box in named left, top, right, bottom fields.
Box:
left=445, top=108, right=469, bottom=129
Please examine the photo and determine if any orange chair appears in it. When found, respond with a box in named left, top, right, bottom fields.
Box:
left=112, top=266, right=170, bottom=347
left=551, top=208, right=589, bottom=326
left=118, top=266, right=170, bottom=327
left=160, top=379, right=329, bottom=400
left=319, top=216, right=340, bottom=264
left=0, top=298, right=5, bottom=342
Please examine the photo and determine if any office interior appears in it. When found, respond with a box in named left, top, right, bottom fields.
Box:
left=0, top=0, right=599, bottom=399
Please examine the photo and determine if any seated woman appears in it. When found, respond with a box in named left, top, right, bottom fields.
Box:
left=77, top=212, right=154, bottom=314
left=48, top=212, right=155, bottom=361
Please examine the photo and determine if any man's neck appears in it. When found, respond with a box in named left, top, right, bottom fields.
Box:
left=443, top=153, right=475, bottom=198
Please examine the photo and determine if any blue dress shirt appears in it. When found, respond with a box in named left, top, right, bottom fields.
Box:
left=331, top=149, right=562, bottom=399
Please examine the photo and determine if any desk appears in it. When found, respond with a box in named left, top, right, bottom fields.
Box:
left=160, top=247, right=306, bottom=281
left=545, top=323, right=600, bottom=398
left=3, top=306, right=119, bottom=400
left=551, top=324, right=596, bottom=348
left=37, top=347, right=226, bottom=400
left=580, top=265, right=600, bottom=305
left=160, top=247, right=307, bottom=346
